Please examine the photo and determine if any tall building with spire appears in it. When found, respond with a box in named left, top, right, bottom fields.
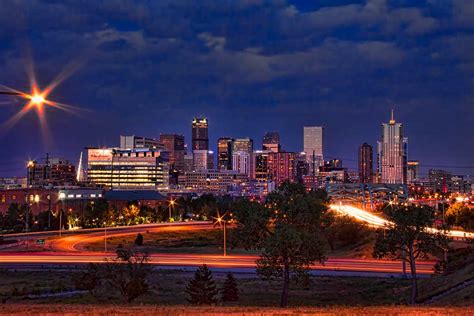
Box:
left=377, top=110, right=408, bottom=184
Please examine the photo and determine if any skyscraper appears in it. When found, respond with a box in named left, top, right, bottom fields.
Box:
left=232, top=151, right=251, bottom=177
left=193, top=150, right=214, bottom=170
left=233, top=138, right=253, bottom=154
left=377, top=110, right=407, bottom=184
left=358, top=143, right=373, bottom=183
left=160, top=134, right=185, bottom=172
left=303, top=126, right=324, bottom=172
left=192, top=117, right=209, bottom=150
left=407, top=160, right=420, bottom=184
left=217, top=137, right=234, bottom=170
left=262, top=132, right=280, bottom=153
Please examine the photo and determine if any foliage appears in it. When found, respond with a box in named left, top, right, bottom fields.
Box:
left=373, top=204, right=449, bottom=305
left=446, top=203, right=473, bottom=231
left=121, top=204, right=140, bottom=225
left=103, top=248, right=151, bottom=303
left=135, top=233, right=144, bottom=246
left=73, top=263, right=101, bottom=297
left=323, top=212, right=371, bottom=250
left=185, top=264, right=218, bottom=305
left=221, top=272, right=239, bottom=302
left=232, top=182, right=329, bottom=307
left=84, top=199, right=109, bottom=228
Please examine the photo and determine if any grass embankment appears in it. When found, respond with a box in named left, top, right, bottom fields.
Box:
left=417, top=250, right=474, bottom=305
left=83, top=228, right=375, bottom=258
left=0, top=305, right=471, bottom=315
left=0, top=270, right=413, bottom=306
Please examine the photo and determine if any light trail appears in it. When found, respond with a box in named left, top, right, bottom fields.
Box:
left=329, top=204, right=473, bottom=239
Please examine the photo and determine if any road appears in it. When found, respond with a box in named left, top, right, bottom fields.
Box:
left=330, top=204, right=474, bottom=239
left=0, top=221, right=435, bottom=276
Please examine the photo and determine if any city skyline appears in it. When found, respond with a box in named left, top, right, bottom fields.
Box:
left=0, top=1, right=473, bottom=179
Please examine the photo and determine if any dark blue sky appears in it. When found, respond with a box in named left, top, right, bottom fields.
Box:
left=0, top=0, right=473, bottom=177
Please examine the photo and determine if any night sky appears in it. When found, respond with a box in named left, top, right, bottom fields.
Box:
left=0, top=0, right=473, bottom=178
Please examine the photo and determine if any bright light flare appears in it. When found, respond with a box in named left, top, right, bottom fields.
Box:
left=30, top=94, right=45, bottom=105
left=329, top=204, right=473, bottom=239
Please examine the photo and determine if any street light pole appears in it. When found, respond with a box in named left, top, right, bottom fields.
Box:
left=223, top=220, right=227, bottom=257
left=104, top=221, right=107, bottom=253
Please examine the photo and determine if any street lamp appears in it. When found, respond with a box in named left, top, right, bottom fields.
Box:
left=212, top=211, right=228, bottom=257
left=168, top=199, right=176, bottom=223
left=104, top=221, right=107, bottom=253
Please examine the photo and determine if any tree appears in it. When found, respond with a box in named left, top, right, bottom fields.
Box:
left=446, top=203, right=473, bottom=231
left=221, top=272, right=239, bottom=302
left=232, top=182, right=328, bottom=307
left=373, top=204, right=449, bottom=305
left=135, top=233, right=144, bottom=246
left=103, top=248, right=151, bottom=303
left=185, top=264, right=218, bottom=305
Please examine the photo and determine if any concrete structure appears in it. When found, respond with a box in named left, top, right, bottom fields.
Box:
left=377, top=111, right=407, bottom=184
left=303, top=126, right=324, bottom=171
left=192, top=117, right=209, bottom=150
left=87, top=148, right=169, bottom=190
left=358, top=143, right=373, bottom=183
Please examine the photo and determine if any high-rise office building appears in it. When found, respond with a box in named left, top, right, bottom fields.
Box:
left=407, top=160, right=420, bottom=184
left=268, top=152, right=296, bottom=187
left=193, top=150, right=214, bottom=170
left=377, top=110, right=407, bottom=184
left=262, top=132, right=281, bottom=153
left=251, top=150, right=296, bottom=187
left=160, top=134, right=185, bottom=172
left=87, top=148, right=169, bottom=190
left=120, top=135, right=163, bottom=149
left=217, top=137, right=234, bottom=170
left=232, top=151, right=252, bottom=177
left=358, top=143, right=373, bottom=183
left=192, top=118, right=209, bottom=150
left=233, top=138, right=253, bottom=154
left=303, top=126, right=324, bottom=172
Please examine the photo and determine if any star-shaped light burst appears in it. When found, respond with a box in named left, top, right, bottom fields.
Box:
left=0, top=61, right=81, bottom=138
left=212, top=210, right=228, bottom=228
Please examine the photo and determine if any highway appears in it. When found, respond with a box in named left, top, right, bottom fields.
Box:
left=0, top=221, right=436, bottom=276
left=329, top=204, right=474, bottom=239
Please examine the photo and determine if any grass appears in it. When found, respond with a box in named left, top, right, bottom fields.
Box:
left=417, top=252, right=474, bottom=302
left=0, top=305, right=472, bottom=315
left=0, top=269, right=415, bottom=307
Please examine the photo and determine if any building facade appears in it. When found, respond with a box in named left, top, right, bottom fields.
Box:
left=181, top=170, right=248, bottom=194
left=87, top=148, right=169, bottom=190
left=232, top=138, right=253, bottom=154
left=27, top=158, right=76, bottom=187
left=120, top=135, right=163, bottom=149
left=217, top=137, right=234, bottom=170
left=232, top=151, right=252, bottom=177
left=262, top=132, right=281, bottom=153
left=303, top=126, right=324, bottom=172
left=160, top=134, right=185, bottom=172
left=358, top=143, right=373, bottom=183
left=192, top=117, right=209, bottom=150
left=377, top=111, right=407, bottom=184
left=407, top=160, right=420, bottom=184
left=192, top=150, right=214, bottom=170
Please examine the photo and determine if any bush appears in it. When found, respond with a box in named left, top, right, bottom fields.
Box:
left=221, top=272, right=239, bottom=302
